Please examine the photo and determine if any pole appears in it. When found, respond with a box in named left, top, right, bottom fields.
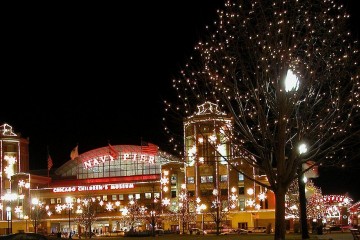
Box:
left=202, top=213, right=204, bottom=231
left=298, top=168, right=309, bottom=239
left=69, top=208, right=71, bottom=237
left=7, top=212, right=10, bottom=234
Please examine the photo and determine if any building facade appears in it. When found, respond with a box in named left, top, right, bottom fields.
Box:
left=1, top=104, right=279, bottom=235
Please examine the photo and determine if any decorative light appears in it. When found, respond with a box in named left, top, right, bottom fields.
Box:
left=106, top=202, right=113, bottom=211
left=160, top=177, right=169, bottom=185
left=246, top=198, right=255, bottom=207
left=55, top=204, right=63, bottom=213
left=18, top=180, right=25, bottom=187
left=121, top=207, right=128, bottom=216
left=258, top=192, right=267, bottom=201
left=247, top=188, right=254, bottom=195
left=162, top=198, right=170, bottom=206
left=14, top=206, right=21, bottom=214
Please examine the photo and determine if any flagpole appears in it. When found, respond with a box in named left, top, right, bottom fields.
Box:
left=47, top=146, right=50, bottom=179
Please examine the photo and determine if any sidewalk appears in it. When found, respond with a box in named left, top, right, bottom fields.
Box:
left=74, top=232, right=353, bottom=240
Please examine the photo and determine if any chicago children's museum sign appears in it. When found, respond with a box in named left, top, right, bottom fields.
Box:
left=53, top=183, right=135, bottom=193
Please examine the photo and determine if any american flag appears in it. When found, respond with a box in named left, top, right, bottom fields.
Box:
left=141, top=142, right=158, bottom=155
left=47, top=155, right=53, bottom=170
left=108, top=144, right=119, bottom=159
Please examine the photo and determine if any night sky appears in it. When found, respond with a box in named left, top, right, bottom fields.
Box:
left=2, top=1, right=359, bottom=201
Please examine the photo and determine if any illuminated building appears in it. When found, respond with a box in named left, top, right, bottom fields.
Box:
left=0, top=103, right=277, bottom=235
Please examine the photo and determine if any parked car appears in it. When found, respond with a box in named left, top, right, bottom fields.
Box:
left=155, top=229, right=164, bottom=235
left=249, top=226, right=266, bottom=233
left=189, top=228, right=207, bottom=235
left=237, top=228, right=249, bottom=234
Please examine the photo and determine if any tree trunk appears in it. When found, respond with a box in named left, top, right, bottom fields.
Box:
left=274, top=184, right=287, bottom=240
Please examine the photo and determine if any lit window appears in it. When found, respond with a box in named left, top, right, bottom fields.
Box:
left=135, top=194, right=140, bottom=200
left=187, top=177, right=194, bottom=184
left=118, top=195, right=124, bottom=200
left=221, top=175, right=228, bottom=182
left=238, top=173, right=244, bottom=181
left=112, top=195, right=117, bottom=201
left=145, top=193, right=152, bottom=199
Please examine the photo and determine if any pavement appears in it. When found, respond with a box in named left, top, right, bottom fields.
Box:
left=65, top=232, right=353, bottom=240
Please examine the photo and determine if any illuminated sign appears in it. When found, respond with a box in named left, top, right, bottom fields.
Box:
left=53, top=183, right=134, bottom=193
left=82, top=153, right=155, bottom=169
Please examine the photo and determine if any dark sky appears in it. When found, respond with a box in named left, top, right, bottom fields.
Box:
left=2, top=1, right=359, bottom=201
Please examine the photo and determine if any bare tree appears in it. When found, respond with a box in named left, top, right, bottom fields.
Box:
left=170, top=184, right=196, bottom=234
left=202, top=189, right=230, bottom=235
left=74, top=197, right=97, bottom=239
left=30, top=199, right=47, bottom=234
left=165, top=1, right=360, bottom=239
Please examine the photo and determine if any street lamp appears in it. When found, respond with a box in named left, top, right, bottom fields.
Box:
left=31, top=198, right=39, bottom=234
left=200, top=204, right=206, bottom=232
left=24, top=215, right=29, bottom=232
left=6, top=206, right=11, bottom=234
left=65, top=197, right=73, bottom=236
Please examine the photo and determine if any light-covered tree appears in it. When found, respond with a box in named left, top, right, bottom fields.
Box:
left=170, top=183, right=196, bottom=234
left=164, top=1, right=360, bottom=239
left=74, top=197, right=97, bottom=239
left=285, top=180, right=326, bottom=220
left=30, top=198, right=47, bottom=234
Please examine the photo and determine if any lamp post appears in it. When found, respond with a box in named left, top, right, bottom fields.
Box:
left=6, top=206, right=11, bottom=234
left=66, top=197, right=73, bottom=237
left=24, top=215, right=29, bottom=232
left=31, top=198, right=39, bottom=234
left=298, top=143, right=310, bottom=238
left=200, top=204, right=206, bottom=233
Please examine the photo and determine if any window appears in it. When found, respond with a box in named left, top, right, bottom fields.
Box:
left=103, top=195, right=108, bottom=201
left=145, top=193, right=152, bottom=199
left=118, top=194, right=124, bottom=200
left=188, top=191, right=195, bottom=197
left=112, top=195, right=117, bottom=201
left=154, top=192, right=160, bottom=199
left=220, top=175, right=228, bottom=182
left=239, top=199, right=245, bottom=211
left=238, top=173, right=244, bottom=181
left=187, top=177, right=194, bottom=184
left=57, top=198, right=61, bottom=204
left=200, top=176, right=213, bottom=183
left=128, top=194, right=133, bottom=200
left=171, top=191, right=177, bottom=198
left=200, top=176, right=207, bottom=183
left=171, top=174, right=177, bottom=185
left=221, top=189, right=228, bottom=196
left=51, top=199, right=56, bottom=204
left=239, top=187, right=245, bottom=195
left=135, top=194, right=140, bottom=200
